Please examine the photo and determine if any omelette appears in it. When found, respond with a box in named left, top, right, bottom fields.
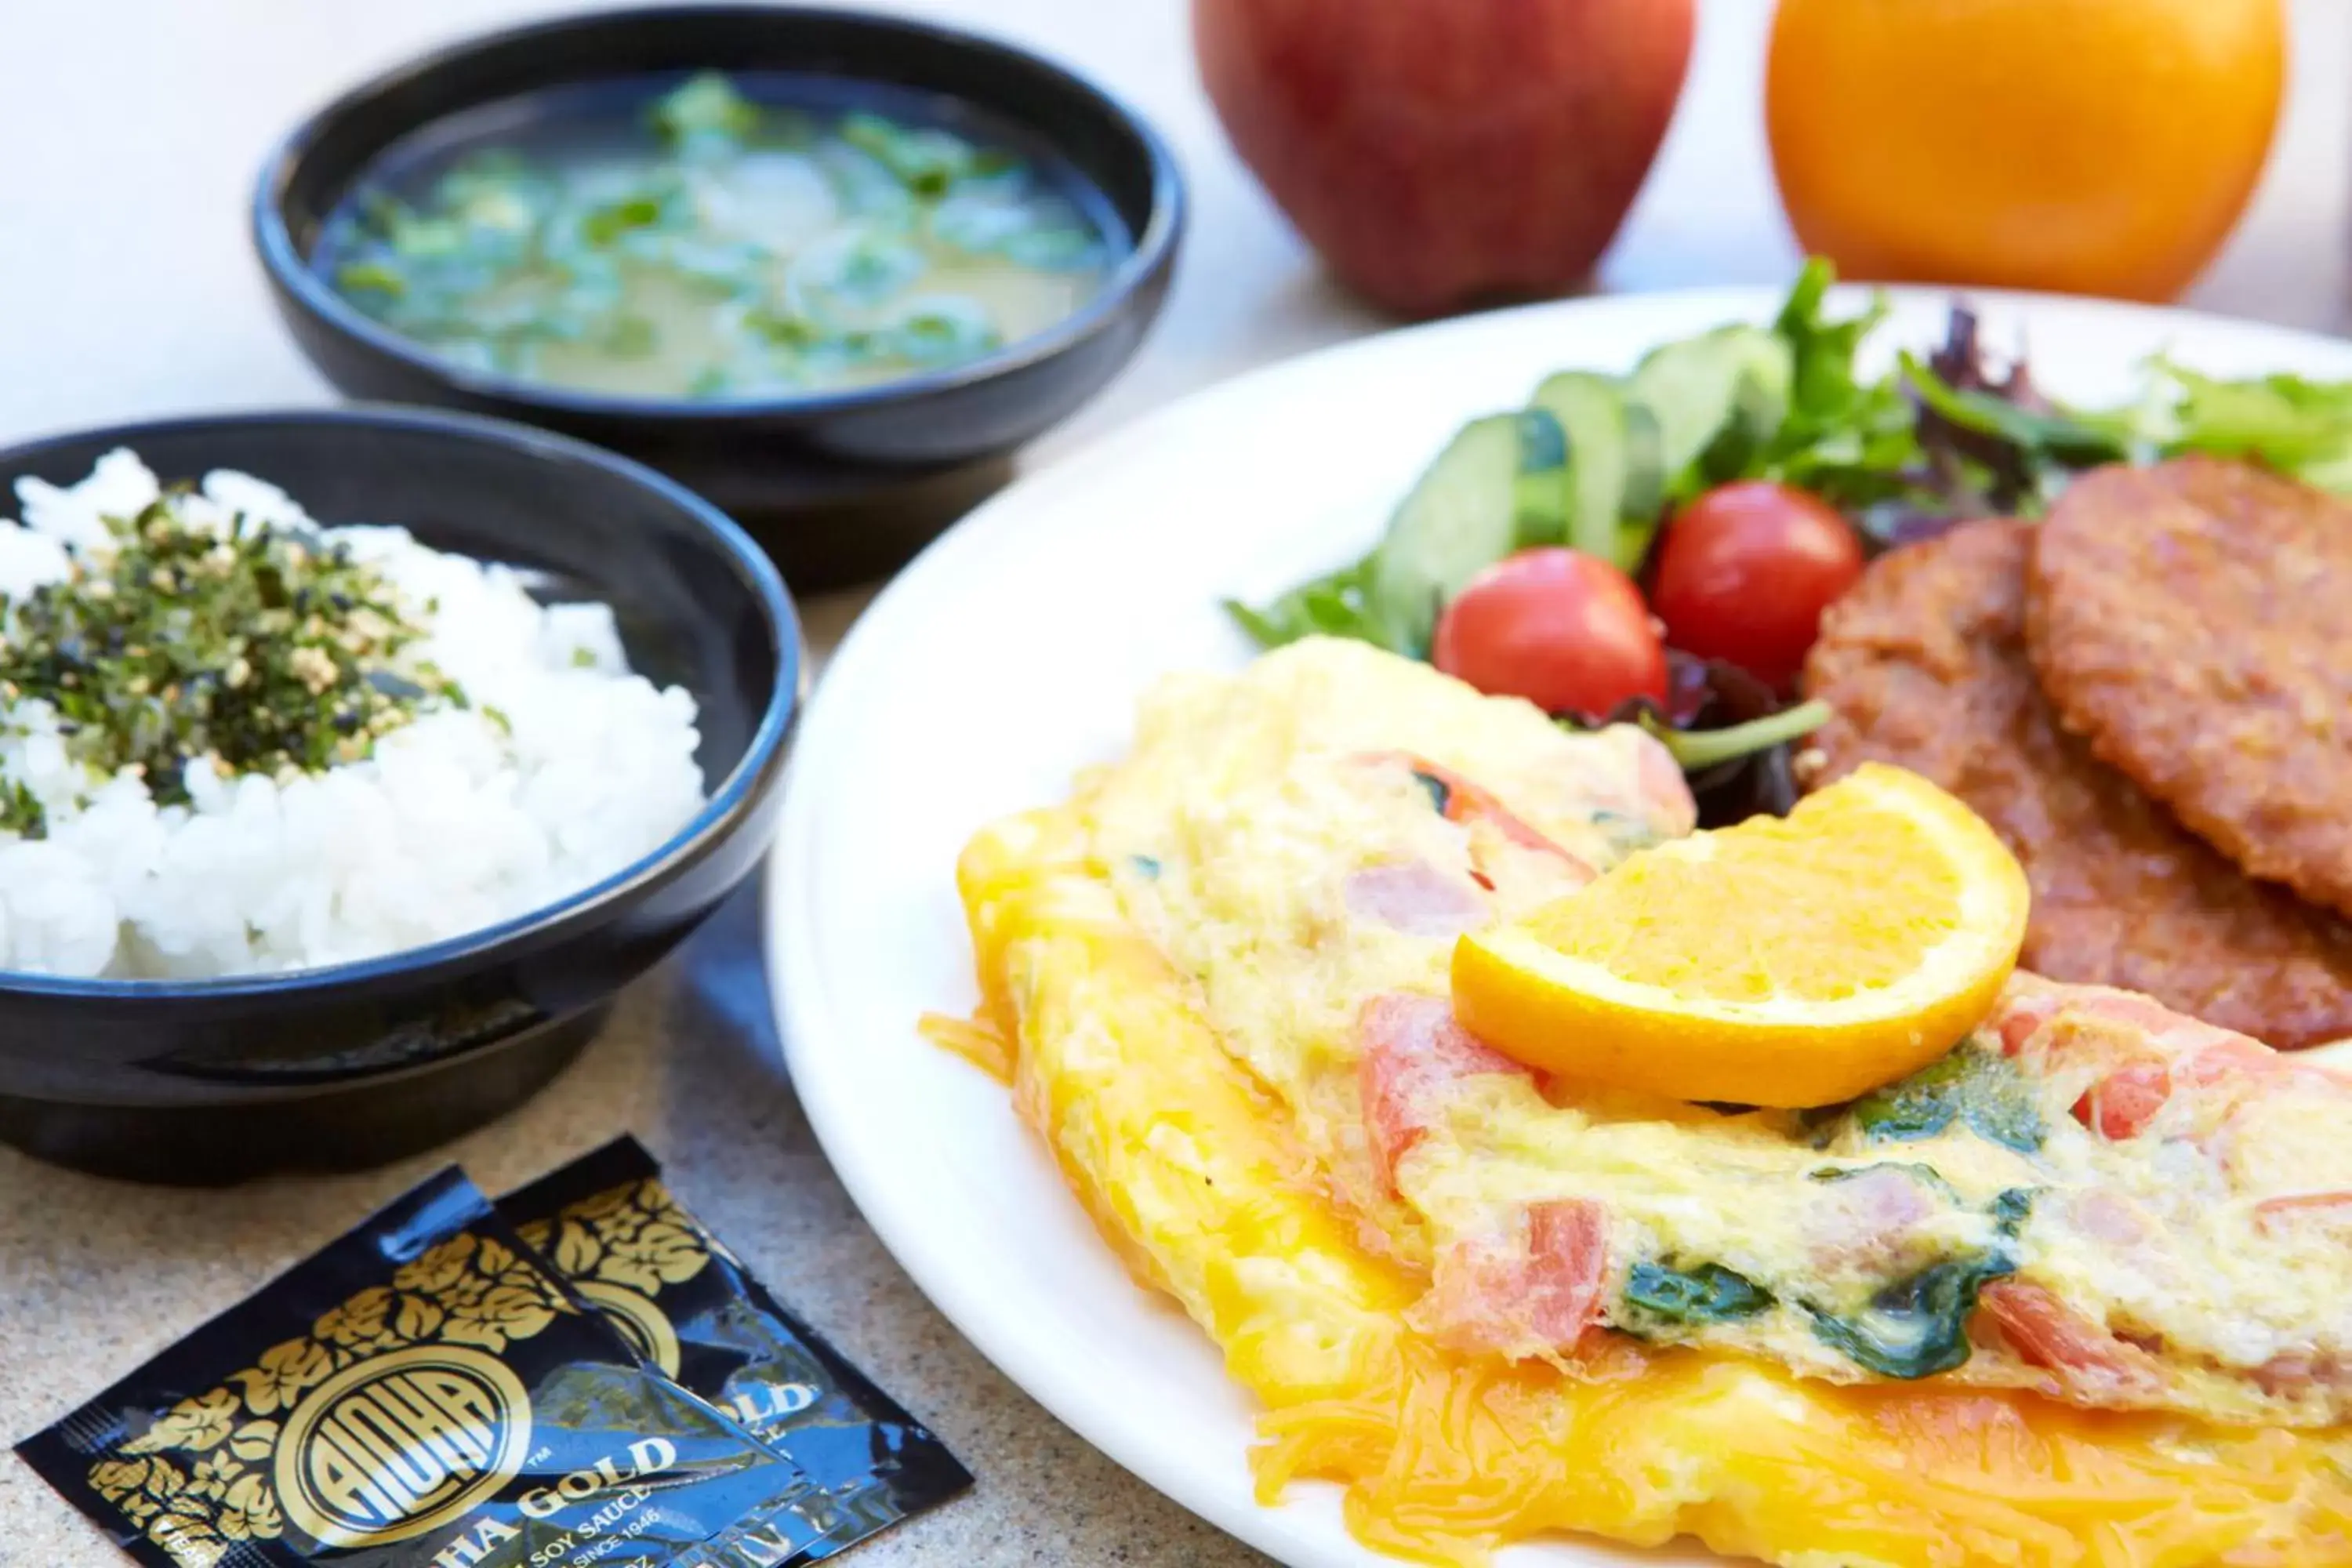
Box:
left=938, top=637, right=2352, bottom=1566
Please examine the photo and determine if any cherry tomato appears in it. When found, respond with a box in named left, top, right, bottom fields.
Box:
left=1432, top=547, right=1668, bottom=718
left=1650, top=481, right=1864, bottom=690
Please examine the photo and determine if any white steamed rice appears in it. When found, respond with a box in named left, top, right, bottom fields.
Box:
left=0, top=449, right=707, bottom=979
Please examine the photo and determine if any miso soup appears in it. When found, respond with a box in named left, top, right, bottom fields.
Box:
left=318, top=72, right=1120, bottom=401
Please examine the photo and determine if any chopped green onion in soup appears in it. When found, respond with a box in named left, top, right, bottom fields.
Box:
left=323, top=71, right=1114, bottom=400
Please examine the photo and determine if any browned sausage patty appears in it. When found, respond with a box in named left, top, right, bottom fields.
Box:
left=1803, top=517, right=2352, bottom=1048
left=2027, top=458, right=2352, bottom=918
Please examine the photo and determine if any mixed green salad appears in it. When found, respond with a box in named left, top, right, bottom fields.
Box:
left=326, top=72, right=1111, bottom=401
left=1231, top=260, right=2352, bottom=821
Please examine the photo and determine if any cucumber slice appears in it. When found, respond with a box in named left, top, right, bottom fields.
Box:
left=1619, top=398, right=1667, bottom=520
left=1705, top=327, right=1798, bottom=481
left=1700, top=363, right=1793, bottom=483
left=1531, top=371, right=1628, bottom=562
left=1370, top=411, right=1566, bottom=656
left=1723, top=323, right=1796, bottom=428
left=1625, top=336, right=1739, bottom=482
left=1627, top=325, right=1795, bottom=494
left=1619, top=325, right=1794, bottom=570
left=1512, top=406, right=1571, bottom=549
left=1616, top=399, right=1668, bottom=571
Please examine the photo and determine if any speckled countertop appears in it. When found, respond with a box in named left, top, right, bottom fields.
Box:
left=0, top=588, right=1269, bottom=1567
left=0, top=878, right=1267, bottom=1568
left=5, top=0, right=2349, bottom=1563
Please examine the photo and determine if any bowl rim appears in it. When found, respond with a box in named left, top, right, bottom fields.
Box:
left=0, top=402, right=802, bottom=1000
left=250, top=2, right=1189, bottom=426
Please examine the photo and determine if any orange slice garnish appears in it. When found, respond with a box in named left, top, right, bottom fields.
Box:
left=1451, top=763, right=2029, bottom=1108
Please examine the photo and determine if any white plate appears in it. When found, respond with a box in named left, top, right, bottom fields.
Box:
left=768, top=286, right=2352, bottom=1567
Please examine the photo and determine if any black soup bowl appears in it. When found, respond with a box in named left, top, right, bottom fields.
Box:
left=254, top=5, right=1186, bottom=588
left=0, top=409, right=799, bottom=1184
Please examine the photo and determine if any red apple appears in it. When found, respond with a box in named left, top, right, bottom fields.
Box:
left=1194, top=0, right=1694, bottom=317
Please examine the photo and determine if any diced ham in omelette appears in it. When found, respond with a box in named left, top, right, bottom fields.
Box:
left=1426, top=1199, right=1610, bottom=1359
left=1357, top=993, right=1530, bottom=1195
left=1342, top=860, right=1489, bottom=938
left=1803, top=1164, right=1937, bottom=1276
left=1978, top=1280, right=2164, bottom=1403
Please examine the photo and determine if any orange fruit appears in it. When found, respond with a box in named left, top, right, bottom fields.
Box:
left=1766, top=0, right=2285, bottom=302
left=1450, top=764, right=2029, bottom=1108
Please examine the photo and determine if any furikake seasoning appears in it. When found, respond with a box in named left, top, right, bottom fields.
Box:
left=0, top=488, right=460, bottom=835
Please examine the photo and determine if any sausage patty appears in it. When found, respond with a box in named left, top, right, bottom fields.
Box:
left=1803, top=517, right=2352, bottom=1049
left=2027, top=458, right=2352, bottom=918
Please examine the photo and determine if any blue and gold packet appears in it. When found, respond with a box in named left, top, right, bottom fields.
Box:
left=16, top=1168, right=829, bottom=1568
left=500, top=1138, right=970, bottom=1558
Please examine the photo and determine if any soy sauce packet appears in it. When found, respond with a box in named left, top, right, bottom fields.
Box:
left=16, top=1168, right=829, bottom=1568
left=499, top=1139, right=970, bottom=1557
